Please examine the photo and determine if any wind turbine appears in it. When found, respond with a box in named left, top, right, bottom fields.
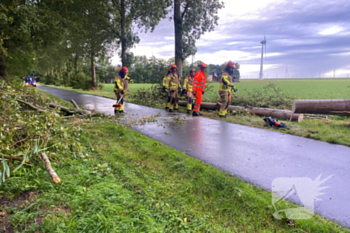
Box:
left=259, top=35, right=267, bottom=80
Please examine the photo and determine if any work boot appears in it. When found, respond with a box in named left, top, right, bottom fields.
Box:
left=192, top=111, right=200, bottom=116
left=199, top=112, right=203, bottom=116
left=219, top=115, right=227, bottom=118
left=119, top=110, right=124, bottom=114
left=169, top=109, right=173, bottom=112
left=187, top=110, right=191, bottom=114
left=174, top=108, right=179, bottom=111
left=165, top=106, right=169, bottom=110
left=114, top=109, right=118, bottom=114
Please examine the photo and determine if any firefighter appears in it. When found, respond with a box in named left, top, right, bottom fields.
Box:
left=218, top=61, right=237, bottom=118
left=114, top=66, right=129, bottom=114
left=167, top=64, right=181, bottom=112
left=192, top=63, right=207, bottom=116
left=163, top=67, right=171, bottom=110
left=182, top=68, right=195, bottom=114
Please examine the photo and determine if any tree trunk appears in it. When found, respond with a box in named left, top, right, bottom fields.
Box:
left=0, top=54, right=7, bottom=79
left=74, top=54, right=78, bottom=74
left=293, top=99, right=350, bottom=116
left=91, top=52, right=96, bottom=89
left=174, top=0, right=183, bottom=79
left=120, top=0, right=127, bottom=67
left=178, top=101, right=304, bottom=122
left=50, top=69, right=53, bottom=76
left=66, top=61, right=70, bottom=85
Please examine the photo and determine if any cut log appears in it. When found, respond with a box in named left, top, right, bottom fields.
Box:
left=293, top=99, right=350, bottom=116
left=178, top=100, right=303, bottom=122
left=41, top=152, right=61, bottom=183
left=70, top=99, right=80, bottom=109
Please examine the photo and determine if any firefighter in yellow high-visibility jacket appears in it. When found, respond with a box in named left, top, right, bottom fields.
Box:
left=182, top=68, right=195, bottom=114
left=166, top=64, right=181, bottom=112
left=114, top=66, right=129, bottom=114
left=163, top=67, right=171, bottom=110
left=219, top=62, right=237, bottom=118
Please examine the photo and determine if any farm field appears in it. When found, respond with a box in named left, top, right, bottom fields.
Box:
left=100, top=78, right=350, bottom=99
left=44, top=78, right=350, bottom=100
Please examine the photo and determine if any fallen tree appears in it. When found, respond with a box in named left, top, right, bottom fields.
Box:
left=178, top=100, right=304, bottom=122
left=292, top=99, right=350, bottom=116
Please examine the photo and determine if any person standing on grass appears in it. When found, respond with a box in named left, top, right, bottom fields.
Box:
left=114, top=67, right=129, bottom=114
left=163, top=67, right=172, bottom=110
left=182, top=68, right=195, bottom=114
left=166, top=64, right=181, bottom=112
left=218, top=62, right=237, bottom=118
left=192, top=63, right=207, bottom=116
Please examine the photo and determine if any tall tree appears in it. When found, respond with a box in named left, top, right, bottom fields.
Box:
left=172, top=0, right=224, bottom=77
left=102, top=0, right=171, bottom=67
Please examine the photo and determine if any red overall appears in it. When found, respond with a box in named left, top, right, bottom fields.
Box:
left=192, top=70, right=206, bottom=113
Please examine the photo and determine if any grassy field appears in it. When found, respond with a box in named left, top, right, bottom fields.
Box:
left=44, top=78, right=350, bottom=101
left=100, top=78, right=350, bottom=99
left=1, top=106, right=347, bottom=231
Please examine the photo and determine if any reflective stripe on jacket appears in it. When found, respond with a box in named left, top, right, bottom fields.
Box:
left=219, top=72, right=234, bottom=92
left=114, top=75, right=127, bottom=92
left=167, top=73, right=180, bottom=91
left=183, top=75, right=194, bottom=91
left=193, top=70, right=206, bottom=92
left=163, top=76, right=167, bottom=87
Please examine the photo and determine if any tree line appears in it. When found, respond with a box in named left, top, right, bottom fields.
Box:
left=1, top=0, right=226, bottom=88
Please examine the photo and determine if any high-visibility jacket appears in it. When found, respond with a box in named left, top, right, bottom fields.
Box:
left=219, top=72, right=234, bottom=92
left=183, top=75, right=194, bottom=92
left=167, top=73, right=181, bottom=91
left=163, top=75, right=170, bottom=88
left=193, top=70, right=206, bottom=92
left=114, top=75, right=127, bottom=92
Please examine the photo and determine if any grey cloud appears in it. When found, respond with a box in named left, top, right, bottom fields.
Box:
left=131, top=0, right=350, bottom=77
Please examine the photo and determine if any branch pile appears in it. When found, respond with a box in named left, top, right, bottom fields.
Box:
left=0, top=80, right=99, bottom=185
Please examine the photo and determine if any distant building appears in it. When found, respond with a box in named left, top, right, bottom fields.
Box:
left=207, top=72, right=213, bottom=81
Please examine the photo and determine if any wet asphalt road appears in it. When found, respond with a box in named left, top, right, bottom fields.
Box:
left=38, top=85, right=350, bottom=228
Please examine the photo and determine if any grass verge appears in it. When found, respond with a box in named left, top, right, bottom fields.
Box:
left=1, top=118, right=348, bottom=232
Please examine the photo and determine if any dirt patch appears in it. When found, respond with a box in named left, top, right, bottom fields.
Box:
left=0, top=191, right=40, bottom=233
left=52, top=206, right=72, bottom=218
left=0, top=190, right=39, bottom=209
left=0, top=191, right=71, bottom=233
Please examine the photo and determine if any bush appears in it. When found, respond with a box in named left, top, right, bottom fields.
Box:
left=129, top=83, right=167, bottom=106
left=71, top=72, right=94, bottom=90
left=232, top=83, right=295, bottom=109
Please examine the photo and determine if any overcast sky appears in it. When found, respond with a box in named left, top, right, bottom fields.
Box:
left=111, top=0, right=350, bottom=79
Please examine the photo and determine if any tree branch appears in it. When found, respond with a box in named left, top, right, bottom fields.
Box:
left=41, top=152, right=61, bottom=184
left=16, top=99, right=46, bottom=112
left=70, top=99, right=80, bottom=109
left=181, top=2, right=189, bottom=19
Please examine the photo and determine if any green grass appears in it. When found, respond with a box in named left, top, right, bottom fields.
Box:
left=43, top=78, right=350, bottom=101
left=98, top=78, right=350, bottom=99
left=1, top=119, right=347, bottom=232
left=101, top=83, right=155, bottom=93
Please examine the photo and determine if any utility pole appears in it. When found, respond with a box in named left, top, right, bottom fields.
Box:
left=333, top=70, right=336, bottom=78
